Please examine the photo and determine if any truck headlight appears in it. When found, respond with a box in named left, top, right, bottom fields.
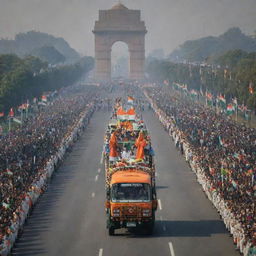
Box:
left=113, top=208, right=120, bottom=217
left=142, top=209, right=151, bottom=217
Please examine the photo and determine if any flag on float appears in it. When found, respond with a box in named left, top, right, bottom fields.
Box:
left=9, top=108, right=14, bottom=117
left=42, top=95, right=47, bottom=102
left=226, top=104, right=235, bottom=115
left=127, top=96, right=134, bottom=104
left=126, top=107, right=136, bottom=120
left=249, top=81, right=254, bottom=94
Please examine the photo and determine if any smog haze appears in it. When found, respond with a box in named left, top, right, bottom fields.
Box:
left=0, top=0, right=256, bottom=56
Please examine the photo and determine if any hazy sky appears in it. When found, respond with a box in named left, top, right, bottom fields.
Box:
left=0, top=0, right=256, bottom=57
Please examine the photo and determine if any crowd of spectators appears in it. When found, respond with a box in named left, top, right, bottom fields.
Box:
left=0, top=84, right=101, bottom=254
left=145, top=85, right=256, bottom=255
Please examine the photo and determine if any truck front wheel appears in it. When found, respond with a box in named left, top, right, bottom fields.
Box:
left=108, top=227, right=115, bottom=236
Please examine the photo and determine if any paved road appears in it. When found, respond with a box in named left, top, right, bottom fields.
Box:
left=12, top=109, right=239, bottom=256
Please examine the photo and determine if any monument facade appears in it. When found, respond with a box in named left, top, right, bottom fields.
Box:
left=93, top=3, right=147, bottom=81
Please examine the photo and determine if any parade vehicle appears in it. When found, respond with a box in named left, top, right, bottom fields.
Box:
left=103, top=97, right=157, bottom=236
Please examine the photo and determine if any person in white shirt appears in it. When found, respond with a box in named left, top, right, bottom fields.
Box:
left=121, top=147, right=131, bottom=160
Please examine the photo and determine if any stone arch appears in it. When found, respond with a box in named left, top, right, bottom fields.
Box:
left=111, top=41, right=129, bottom=78
left=93, top=3, right=147, bottom=81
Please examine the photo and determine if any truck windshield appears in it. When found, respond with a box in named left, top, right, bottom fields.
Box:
left=111, top=183, right=151, bottom=202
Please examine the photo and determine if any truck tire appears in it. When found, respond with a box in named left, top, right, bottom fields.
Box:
left=146, top=223, right=154, bottom=235
left=108, top=227, right=115, bottom=236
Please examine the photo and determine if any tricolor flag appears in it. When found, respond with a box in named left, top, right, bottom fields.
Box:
left=206, top=91, right=213, bottom=106
left=42, top=95, right=47, bottom=102
left=226, top=104, right=235, bottom=115
left=218, top=94, right=226, bottom=104
left=249, top=81, right=254, bottom=94
left=9, top=108, right=14, bottom=117
left=127, top=96, right=134, bottom=104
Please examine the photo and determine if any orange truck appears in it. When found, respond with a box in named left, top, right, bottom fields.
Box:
left=105, top=165, right=157, bottom=235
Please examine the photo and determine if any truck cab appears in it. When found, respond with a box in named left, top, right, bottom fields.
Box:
left=106, top=169, right=157, bottom=235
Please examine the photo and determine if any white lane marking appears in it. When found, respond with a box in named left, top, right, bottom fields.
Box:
left=99, top=248, right=103, bottom=256
left=91, top=192, right=95, bottom=198
left=169, top=242, right=175, bottom=256
left=100, top=152, right=104, bottom=164
left=98, top=168, right=101, bottom=173
left=95, top=175, right=99, bottom=181
left=163, top=225, right=166, bottom=231
left=158, top=199, right=162, bottom=210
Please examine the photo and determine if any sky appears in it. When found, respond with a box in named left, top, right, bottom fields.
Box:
left=0, top=0, right=256, bottom=57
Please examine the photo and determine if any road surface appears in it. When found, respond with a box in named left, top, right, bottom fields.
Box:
left=12, top=109, right=239, bottom=256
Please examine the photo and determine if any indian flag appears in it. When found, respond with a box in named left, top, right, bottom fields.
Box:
left=190, top=89, right=198, bottom=96
left=226, top=104, right=235, bottom=115
left=218, top=94, right=226, bottom=105
left=42, top=95, right=47, bottom=102
left=127, top=96, right=134, bottom=104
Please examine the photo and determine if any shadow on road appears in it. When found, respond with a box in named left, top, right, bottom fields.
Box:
left=114, top=219, right=228, bottom=238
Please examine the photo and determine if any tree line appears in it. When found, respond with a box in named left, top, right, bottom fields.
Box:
left=0, top=54, right=94, bottom=113
left=146, top=49, right=256, bottom=110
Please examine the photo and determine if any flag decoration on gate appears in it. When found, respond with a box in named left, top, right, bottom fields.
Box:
left=226, top=104, right=235, bottom=115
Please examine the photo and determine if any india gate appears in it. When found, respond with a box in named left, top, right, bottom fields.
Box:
left=93, top=3, right=147, bottom=81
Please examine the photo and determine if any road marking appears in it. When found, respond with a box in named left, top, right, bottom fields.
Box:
left=169, top=242, right=175, bottom=256
left=158, top=199, right=162, bottom=210
left=95, top=175, right=99, bottom=181
left=91, top=192, right=95, bottom=198
left=163, top=225, right=166, bottom=231
left=99, top=248, right=103, bottom=256
left=98, top=168, right=101, bottom=173
left=100, top=152, right=104, bottom=164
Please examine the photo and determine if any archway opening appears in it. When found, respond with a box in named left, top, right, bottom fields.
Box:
left=111, top=41, right=129, bottom=79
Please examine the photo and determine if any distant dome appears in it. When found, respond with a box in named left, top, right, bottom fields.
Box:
left=111, top=3, right=129, bottom=10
